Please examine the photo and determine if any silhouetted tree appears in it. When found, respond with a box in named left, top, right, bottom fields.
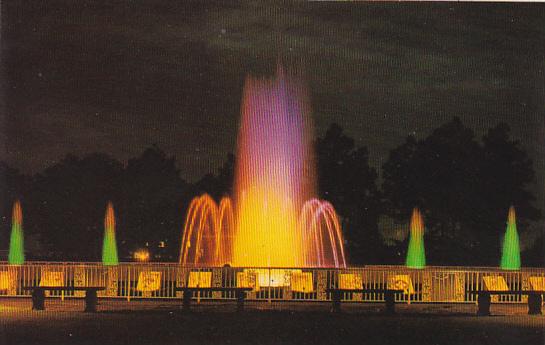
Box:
left=195, top=153, right=235, bottom=200
left=382, top=117, right=540, bottom=265
left=523, top=234, right=545, bottom=267
left=479, top=123, right=541, bottom=262
left=118, top=145, right=192, bottom=260
left=26, top=153, right=123, bottom=260
left=316, top=123, right=383, bottom=264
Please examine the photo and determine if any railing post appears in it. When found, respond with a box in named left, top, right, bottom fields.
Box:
left=246, top=270, right=257, bottom=300
left=491, top=273, right=501, bottom=303
left=139, top=267, right=151, bottom=298
left=316, top=270, right=327, bottom=301
left=521, top=272, right=529, bottom=303
left=74, top=266, right=86, bottom=297
left=127, top=268, right=131, bottom=302
left=176, top=267, right=187, bottom=299
left=347, top=269, right=363, bottom=301
left=454, top=272, right=465, bottom=302
left=282, top=270, right=292, bottom=301
left=212, top=268, right=222, bottom=299
left=267, top=268, right=271, bottom=304
left=105, top=266, right=119, bottom=298
left=7, top=265, right=19, bottom=296
left=422, top=271, right=432, bottom=302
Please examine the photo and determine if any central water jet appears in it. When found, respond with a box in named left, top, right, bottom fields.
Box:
left=232, top=67, right=316, bottom=267
left=180, top=67, right=346, bottom=268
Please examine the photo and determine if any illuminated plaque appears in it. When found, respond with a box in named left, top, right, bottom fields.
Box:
left=291, top=272, right=314, bottom=293
left=388, top=274, right=414, bottom=294
left=236, top=271, right=259, bottom=291
left=529, top=276, right=545, bottom=291
left=0, top=271, right=15, bottom=290
left=482, top=276, right=509, bottom=291
left=187, top=271, right=212, bottom=288
left=338, top=273, right=363, bottom=290
left=136, top=271, right=162, bottom=292
left=39, top=271, right=64, bottom=287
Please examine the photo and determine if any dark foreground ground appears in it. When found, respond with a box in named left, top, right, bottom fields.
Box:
left=1, top=299, right=544, bottom=345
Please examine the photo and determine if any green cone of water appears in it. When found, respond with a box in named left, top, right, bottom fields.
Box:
left=102, top=202, right=119, bottom=266
left=8, top=200, right=25, bottom=265
left=405, top=208, right=426, bottom=269
left=500, top=206, right=521, bottom=270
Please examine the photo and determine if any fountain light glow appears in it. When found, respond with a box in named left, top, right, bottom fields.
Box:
left=180, top=68, right=346, bottom=268
left=134, top=248, right=150, bottom=262
left=500, top=206, right=521, bottom=270
left=8, top=200, right=25, bottom=265
left=405, top=208, right=426, bottom=269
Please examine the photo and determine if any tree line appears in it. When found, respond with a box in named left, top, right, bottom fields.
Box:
left=0, top=117, right=543, bottom=266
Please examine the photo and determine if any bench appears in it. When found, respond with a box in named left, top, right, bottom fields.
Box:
left=175, top=286, right=253, bottom=312
left=326, top=288, right=403, bottom=314
left=468, top=290, right=545, bottom=316
left=469, top=275, right=545, bottom=316
left=23, top=286, right=105, bottom=312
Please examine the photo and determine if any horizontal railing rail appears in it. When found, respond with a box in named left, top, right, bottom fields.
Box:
left=0, top=262, right=543, bottom=304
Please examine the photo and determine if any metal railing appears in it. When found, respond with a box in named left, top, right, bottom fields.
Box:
left=0, top=262, right=543, bottom=304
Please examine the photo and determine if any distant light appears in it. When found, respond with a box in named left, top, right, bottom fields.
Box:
left=134, top=249, right=150, bottom=262
left=158, top=241, right=165, bottom=248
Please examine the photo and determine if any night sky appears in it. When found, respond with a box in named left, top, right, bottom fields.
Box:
left=2, top=2, right=544, bottom=241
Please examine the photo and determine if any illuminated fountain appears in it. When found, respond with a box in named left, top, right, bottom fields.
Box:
left=405, top=208, right=426, bottom=269
left=500, top=206, right=520, bottom=270
left=102, top=202, right=119, bottom=266
left=180, top=67, right=346, bottom=268
left=8, top=200, right=25, bottom=265
left=180, top=195, right=235, bottom=266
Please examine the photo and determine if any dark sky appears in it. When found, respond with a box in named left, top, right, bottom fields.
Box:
left=2, top=2, right=545, bottom=240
